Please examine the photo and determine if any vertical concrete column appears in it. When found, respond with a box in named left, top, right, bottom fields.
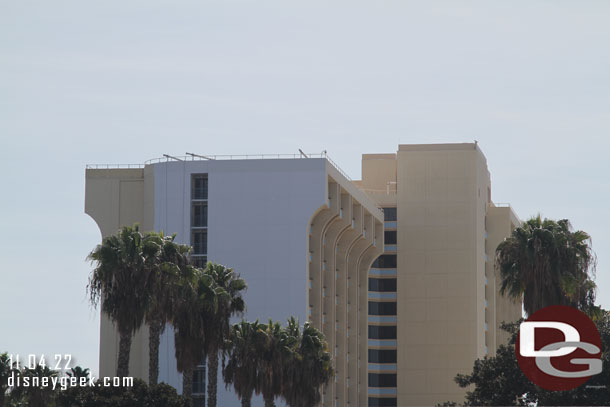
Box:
left=357, top=220, right=383, bottom=406
left=346, top=213, right=375, bottom=405
left=334, top=196, right=361, bottom=405
left=321, top=185, right=350, bottom=407
left=309, top=185, right=340, bottom=332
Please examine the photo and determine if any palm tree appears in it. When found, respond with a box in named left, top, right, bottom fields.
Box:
left=496, top=215, right=596, bottom=316
left=87, top=224, right=164, bottom=377
left=172, top=266, right=221, bottom=404
left=256, top=320, right=289, bottom=407
left=203, top=263, right=246, bottom=407
left=66, top=366, right=90, bottom=380
left=223, top=321, right=265, bottom=407
left=11, top=364, right=58, bottom=407
left=281, top=318, right=333, bottom=407
left=147, top=234, right=192, bottom=385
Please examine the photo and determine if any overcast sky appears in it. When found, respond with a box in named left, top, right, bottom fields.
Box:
left=1, top=1, right=609, bottom=375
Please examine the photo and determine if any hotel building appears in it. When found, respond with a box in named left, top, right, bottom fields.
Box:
left=353, top=143, right=521, bottom=406
left=85, top=143, right=521, bottom=407
left=85, top=154, right=384, bottom=407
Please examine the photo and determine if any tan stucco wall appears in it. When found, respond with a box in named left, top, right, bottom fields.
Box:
left=396, top=144, right=487, bottom=406
left=486, top=205, right=522, bottom=350
left=85, top=167, right=154, bottom=382
left=356, top=143, right=522, bottom=406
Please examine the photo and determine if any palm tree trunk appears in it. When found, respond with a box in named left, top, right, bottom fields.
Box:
left=240, top=389, right=254, bottom=407
left=183, top=364, right=194, bottom=406
left=207, top=348, right=219, bottom=407
left=264, top=397, right=275, bottom=407
left=117, top=331, right=132, bottom=377
left=148, top=319, right=163, bottom=385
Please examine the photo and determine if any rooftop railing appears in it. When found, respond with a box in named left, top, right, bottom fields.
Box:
left=86, top=151, right=352, bottom=180
left=491, top=202, right=511, bottom=208
left=85, top=163, right=145, bottom=169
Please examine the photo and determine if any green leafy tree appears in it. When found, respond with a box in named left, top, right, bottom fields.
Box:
left=532, top=310, right=610, bottom=406
left=496, top=215, right=596, bottom=316
left=87, top=224, right=164, bottom=377
left=454, top=315, right=610, bottom=406
left=454, top=330, right=533, bottom=405
left=202, top=263, right=246, bottom=407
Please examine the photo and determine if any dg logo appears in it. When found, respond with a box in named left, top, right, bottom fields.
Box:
left=516, top=305, right=602, bottom=390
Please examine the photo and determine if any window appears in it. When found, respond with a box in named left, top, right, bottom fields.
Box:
left=383, top=207, right=396, bottom=221
left=192, top=175, right=208, bottom=200
left=368, top=325, right=397, bottom=340
left=192, top=203, right=208, bottom=227
left=369, top=278, right=397, bottom=292
left=372, top=255, right=397, bottom=269
left=192, top=256, right=207, bottom=268
left=368, top=373, right=397, bottom=387
left=192, top=230, right=207, bottom=255
left=192, top=366, right=205, bottom=395
left=384, top=230, right=397, bottom=245
left=369, top=397, right=397, bottom=406
left=368, top=349, right=397, bottom=363
left=368, top=301, right=397, bottom=316
left=191, top=174, right=209, bottom=265
left=193, top=398, right=205, bottom=407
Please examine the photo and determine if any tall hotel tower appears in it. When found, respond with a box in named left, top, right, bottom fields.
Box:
left=353, top=143, right=521, bottom=406
left=85, top=144, right=521, bottom=407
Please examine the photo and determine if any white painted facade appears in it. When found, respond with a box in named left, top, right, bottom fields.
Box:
left=154, top=158, right=328, bottom=406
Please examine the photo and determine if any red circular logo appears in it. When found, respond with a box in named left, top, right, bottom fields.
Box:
left=516, top=305, right=602, bottom=391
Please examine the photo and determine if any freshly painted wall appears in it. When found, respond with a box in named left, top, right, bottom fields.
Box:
left=153, top=158, right=328, bottom=406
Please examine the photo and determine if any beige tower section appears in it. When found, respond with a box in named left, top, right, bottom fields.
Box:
left=485, top=204, right=522, bottom=351
left=85, top=166, right=155, bottom=382
left=356, top=144, right=522, bottom=406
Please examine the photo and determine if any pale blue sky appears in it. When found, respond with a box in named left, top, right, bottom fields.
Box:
left=1, top=1, right=608, bottom=375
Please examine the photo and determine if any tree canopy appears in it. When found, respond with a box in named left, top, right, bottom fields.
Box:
left=496, top=215, right=596, bottom=316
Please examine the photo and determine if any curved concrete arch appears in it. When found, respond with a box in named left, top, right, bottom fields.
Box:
left=356, top=219, right=384, bottom=406
left=334, top=227, right=361, bottom=403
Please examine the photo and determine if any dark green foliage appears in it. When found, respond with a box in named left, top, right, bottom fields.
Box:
left=223, top=321, right=266, bottom=407
left=55, top=378, right=188, bottom=407
left=496, top=215, right=596, bottom=316
left=223, top=318, right=333, bottom=407
left=147, top=236, right=193, bottom=385
left=10, top=364, right=59, bottom=407
left=454, top=314, right=610, bottom=406
left=202, top=263, right=247, bottom=407
left=88, top=225, right=195, bottom=381
left=455, top=341, right=533, bottom=406
left=66, top=367, right=90, bottom=380
left=281, top=318, right=334, bottom=407
left=171, top=266, right=218, bottom=401
left=87, top=225, right=166, bottom=377
left=0, top=353, right=14, bottom=407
